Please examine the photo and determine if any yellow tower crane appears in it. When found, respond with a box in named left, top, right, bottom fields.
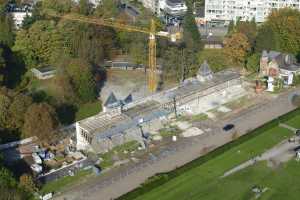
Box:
left=47, top=12, right=179, bottom=93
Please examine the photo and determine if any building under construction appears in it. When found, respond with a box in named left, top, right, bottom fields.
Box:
left=76, top=63, right=246, bottom=153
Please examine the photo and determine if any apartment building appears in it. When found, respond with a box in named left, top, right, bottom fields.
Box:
left=139, top=0, right=187, bottom=17
left=205, top=0, right=300, bottom=23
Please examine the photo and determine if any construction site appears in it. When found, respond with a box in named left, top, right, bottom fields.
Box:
left=76, top=60, right=247, bottom=153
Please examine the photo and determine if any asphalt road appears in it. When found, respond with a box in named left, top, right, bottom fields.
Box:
left=54, top=88, right=299, bottom=200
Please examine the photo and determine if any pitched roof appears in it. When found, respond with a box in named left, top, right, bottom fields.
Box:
left=123, top=94, right=133, bottom=104
left=198, top=60, right=213, bottom=77
left=104, top=92, right=118, bottom=107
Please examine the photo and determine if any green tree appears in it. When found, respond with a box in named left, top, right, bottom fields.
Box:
left=23, top=103, right=59, bottom=140
left=65, top=58, right=97, bottom=103
left=13, top=20, right=64, bottom=68
left=161, top=47, right=181, bottom=82
left=255, top=24, right=279, bottom=53
left=0, top=163, right=33, bottom=200
left=79, top=0, right=91, bottom=15
left=183, top=6, right=202, bottom=51
left=42, top=0, right=74, bottom=13
left=227, top=20, right=235, bottom=36
left=0, top=6, right=14, bottom=47
left=57, top=20, right=115, bottom=65
left=198, top=49, right=230, bottom=72
left=94, top=0, right=119, bottom=19
left=9, top=94, right=32, bottom=129
left=0, top=47, right=6, bottom=85
left=266, top=8, right=300, bottom=54
left=235, top=20, right=257, bottom=50
left=0, top=93, right=11, bottom=129
left=246, top=53, right=261, bottom=73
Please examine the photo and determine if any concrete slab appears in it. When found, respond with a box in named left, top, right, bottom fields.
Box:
left=172, top=121, right=192, bottom=131
left=217, top=106, right=232, bottom=113
left=181, top=127, right=204, bottom=138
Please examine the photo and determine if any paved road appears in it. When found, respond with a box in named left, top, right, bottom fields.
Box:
left=54, top=88, right=299, bottom=200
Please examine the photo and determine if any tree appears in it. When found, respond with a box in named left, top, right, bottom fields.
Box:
left=183, top=6, right=202, bottom=51
left=0, top=166, right=32, bottom=200
left=66, top=59, right=97, bottom=103
left=9, top=94, right=32, bottom=129
left=0, top=1, right=14, bottom=47
left=94, top=0, right=119, bottom=19
left=224, top=33, right=250, bottom=66
left=235, top=20, right=257, bottom=50
left=23, top=103, right=59, bottom=140
left=13, top=20, right=64, bottom=68
left=0, top=47, right=6, bottom=85
left=161, top=47, right=181, bottom=82
left=246, top=53, right=261, bottom=73
left=19, top=174, right=36, bottom=193
left=227, top=20, right=235, bottom=36
left=198, top=49, right=230, bottom=72
left=266, top=8, right=300, bottom=54
left=79, top=0, right=91, bottom=15
left=42, top=0, right=74, bottom=13
left=0, top=93, right=11, bottom=129
left=255, top=24, right=279, bottom=53
left=57, top=20, right=115, bottom=65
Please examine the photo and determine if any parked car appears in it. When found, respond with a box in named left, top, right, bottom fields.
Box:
left=32, top=153, right=42, bottom=164
left=31, top=163, right=43, bottom=173
left=223, top=124, right=235, bottom=131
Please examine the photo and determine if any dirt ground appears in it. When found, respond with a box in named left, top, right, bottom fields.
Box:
left=100, top=69, right=177, bottom=103
left=100, top=69, right=149, bottom=103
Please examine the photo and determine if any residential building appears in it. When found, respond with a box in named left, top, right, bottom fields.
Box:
left=205, top=0, right=300, bottom=23
left=7, top=3, right=33, bottom=28
left=260, top=50, right=300, bottom=85
left=138, top=0, right=187, bottom=17
left=73, top=0, right=102, bottom=7
left=31, top=66, right=57, bottom=80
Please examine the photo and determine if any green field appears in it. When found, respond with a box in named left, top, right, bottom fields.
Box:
left=284, top=114, right=300, bottom=129
left=192, top=160, right=300, bottom=200
left=131, top=126, right=292, bottom=200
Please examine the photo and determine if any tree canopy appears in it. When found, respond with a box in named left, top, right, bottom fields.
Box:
left=224, top=33, right=250, bottom=66
left=23, top=103, right=59, bottom=140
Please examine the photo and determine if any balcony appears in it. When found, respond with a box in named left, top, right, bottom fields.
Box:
left=164, top=0, right=187, bottom=16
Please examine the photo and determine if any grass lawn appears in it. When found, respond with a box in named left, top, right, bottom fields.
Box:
left=40, top=169, right=92, bottom=194
left=284, top=114, right=300, bottom=129
left=75, top=101, right=102, bottom=121
left=131, top=125, right=293, bottom=200
left=188, top=160, right=300, bottom=200
left=159, top=126, right=181, bottom=137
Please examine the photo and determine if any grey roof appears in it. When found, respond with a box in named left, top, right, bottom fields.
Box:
left=262, top=50, right=300, bottom=72
left=198, top=60, right=213, bottom=77
left=268, top=51, right=281, bottom=60
left=95, top=108, right=169, bottom=140
left=104, top=92, right=118, bottom=107
left=123, top=94, right=133, bottom=104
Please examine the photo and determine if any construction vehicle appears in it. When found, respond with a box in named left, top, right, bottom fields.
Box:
left=46, top=11, right=181, bottom=93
